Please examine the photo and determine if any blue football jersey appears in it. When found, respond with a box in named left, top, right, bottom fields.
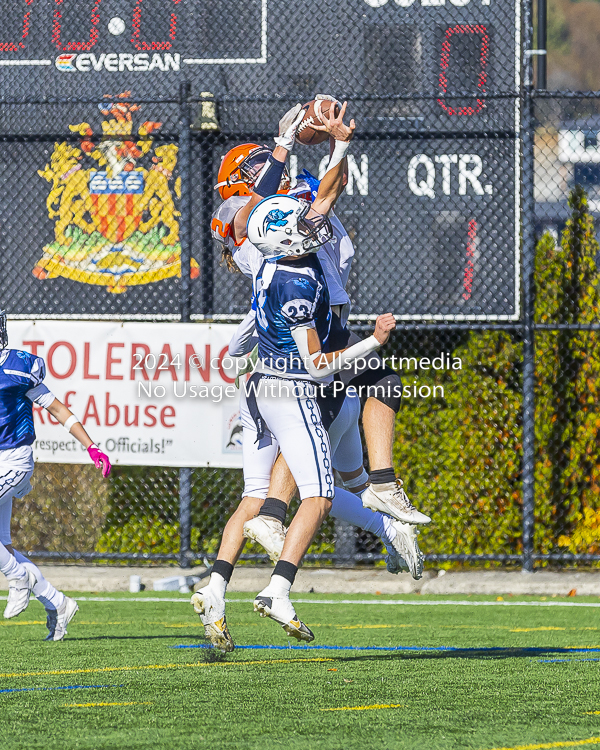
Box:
left=255, top=254, right=331, bottom=378
left=0, top=350, right=46, bottom=449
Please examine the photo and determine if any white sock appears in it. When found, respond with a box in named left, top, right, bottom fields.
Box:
left=31, top=580, right=65, bottom=610
left=208, top=571, right=228, bottom=599
left=265, top=574, right=292, bottom=598
left=331, top=487, right=388, bottom=541
left=0, top=542, right=27, bottom=580
left=380, top=515, right=397, bottom=550
left=13, top=551, right=65, bottom=610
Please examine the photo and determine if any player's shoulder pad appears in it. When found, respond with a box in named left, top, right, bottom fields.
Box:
left=211, top=196, right=251, bottom=243
left=10, top=349, right=36, bottom=370
left=280, top=274, right=319, bottom=299
left=19, top=351, right=46, bottom=381
left=2, top=350, right=46, bottom=383
left=279, top=276, right=320, bottom=325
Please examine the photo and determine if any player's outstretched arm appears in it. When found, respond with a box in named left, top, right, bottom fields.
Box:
left=45, top=398, right=112, bottom=477
left=228, top=308, right=258, bottom=358
left=291, top=313, right=396, bottom=380
left=233, top=104, right=304, bottom=240
left=310, top=101, right=355, bottom=217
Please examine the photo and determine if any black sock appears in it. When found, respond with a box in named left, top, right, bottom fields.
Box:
left=258, top=497, right=288, bottom=524
left=369, top=468, right=396, bottom=485
left=212, top=559, right=234, bottom=583
left=272, top=560, right=298, bottom=585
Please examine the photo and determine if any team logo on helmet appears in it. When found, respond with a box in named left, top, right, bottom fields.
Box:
left=263, top=209, right=293, bottom=234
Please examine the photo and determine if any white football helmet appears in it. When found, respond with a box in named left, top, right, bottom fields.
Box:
left=246, top=195, right=333, bottom=258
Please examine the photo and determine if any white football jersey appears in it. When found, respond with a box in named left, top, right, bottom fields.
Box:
left=212, top=189, right=355, bottom=323
left=210, top=195, right=252, bottom=253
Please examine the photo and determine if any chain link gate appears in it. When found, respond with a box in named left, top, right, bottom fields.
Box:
left=0, top=0, right=597, bottom=568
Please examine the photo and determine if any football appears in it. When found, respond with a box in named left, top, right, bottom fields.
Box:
left=296, top=98, right=341, bottom=145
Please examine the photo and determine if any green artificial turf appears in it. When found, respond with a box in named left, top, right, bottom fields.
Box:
left=1, top=591, right=600, bottom=750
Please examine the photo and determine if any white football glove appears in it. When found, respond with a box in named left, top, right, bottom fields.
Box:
left=274, top=103, right=304, bottom=151
left=315, top=93, right=342, bottom=107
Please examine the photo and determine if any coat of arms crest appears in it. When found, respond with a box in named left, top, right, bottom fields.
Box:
left=35, top=93, right=199, bottom=294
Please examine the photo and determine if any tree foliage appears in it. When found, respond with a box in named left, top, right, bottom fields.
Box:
left=535, top=185, right=600, bottom=553
left=394, top=185, right=600, bottom=559
left=393, top=331, right=522, bottom=558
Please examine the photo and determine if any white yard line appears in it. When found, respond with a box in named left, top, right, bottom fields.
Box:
left=1, top=596, right=599, bottom=608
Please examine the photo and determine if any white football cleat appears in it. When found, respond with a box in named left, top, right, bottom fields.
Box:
left=254, top=590, right=314, bottom=643
left=4, top=568, right=37, bottom=619
left=45, top=596, right=79, bottom=641
left=362, top=481, right=431, bottom=525
left=191, top=588, right=234, bottom=653
left=386, top=521, right=424, bottom=580
left=385, top=547, right=410, bottom=576
left=243, top=516, right=286, bottom=563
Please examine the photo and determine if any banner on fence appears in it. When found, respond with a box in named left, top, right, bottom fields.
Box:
left=11, top=321, right=243, bottom=469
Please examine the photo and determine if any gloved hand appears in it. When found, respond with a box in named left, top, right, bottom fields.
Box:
left=274, top=103, right=304, bottom=151
left=315, top=93, right=342, bottom=107
left=87, top=444, right=112, bottom=477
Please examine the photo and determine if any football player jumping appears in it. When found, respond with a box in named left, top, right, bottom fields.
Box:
left=211, top=99, right=429, bottom=529
left=190, top=308, right=421, bottom=652
left=0, top=312, right=111, bottom=640
left=196, top=103, right=404, bottom=644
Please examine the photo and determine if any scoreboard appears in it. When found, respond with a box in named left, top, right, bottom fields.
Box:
left=0, top=0, right=521, bottom=320
left=0, top=0, right=518, bottom=123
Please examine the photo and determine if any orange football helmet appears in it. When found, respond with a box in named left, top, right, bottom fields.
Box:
left=215, top=143, right=290, bottom=200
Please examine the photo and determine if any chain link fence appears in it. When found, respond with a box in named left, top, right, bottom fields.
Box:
left=0, top=0, right=598, bottom=568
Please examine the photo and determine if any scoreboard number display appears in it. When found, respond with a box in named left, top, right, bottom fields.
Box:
left=0, top=0, right=520, bottom=320
left=0, top=0, right=266, bottom=83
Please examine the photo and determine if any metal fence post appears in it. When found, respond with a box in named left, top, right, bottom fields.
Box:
left=178, top=81, right=193, bottom=569
left=179, top=80, right=192, bottom=324
left=179, top=468, right=192, bottom=569
left=521, top=1, right=536, bottom=573
left=537, top=0, right=547, bottom=89
left=200, top=129, right=214, bottom=315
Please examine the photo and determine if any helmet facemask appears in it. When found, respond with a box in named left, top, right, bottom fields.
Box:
left=238, top=148, right=291, bottom=194
left=296, top=205, right=334, bottom=253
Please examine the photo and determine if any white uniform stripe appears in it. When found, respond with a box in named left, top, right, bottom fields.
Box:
left=0, top=470, right=28, bottom=498
left=297, top=396, right=323, bottom=496
left=2, top=369, right=33, bottom=379
left=0, top=469, right=27, bottom=488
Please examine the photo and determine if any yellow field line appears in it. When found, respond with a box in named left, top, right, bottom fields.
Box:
left=321, top=703, right=403, bottom=712
left=317, top=624, right=600, bottom=633
left=335, top=625, right=395, bottom=630
left=584, top=712, right=600, bottom=716
left=511, top=628, right=566, bottom=632
left=485, top=736, right=600, bottom=750
left=63, top=702, right=153, bottom=708
left=5, top=619, right=600, bottom=633
left=0, top=657, right=333, bottom=679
